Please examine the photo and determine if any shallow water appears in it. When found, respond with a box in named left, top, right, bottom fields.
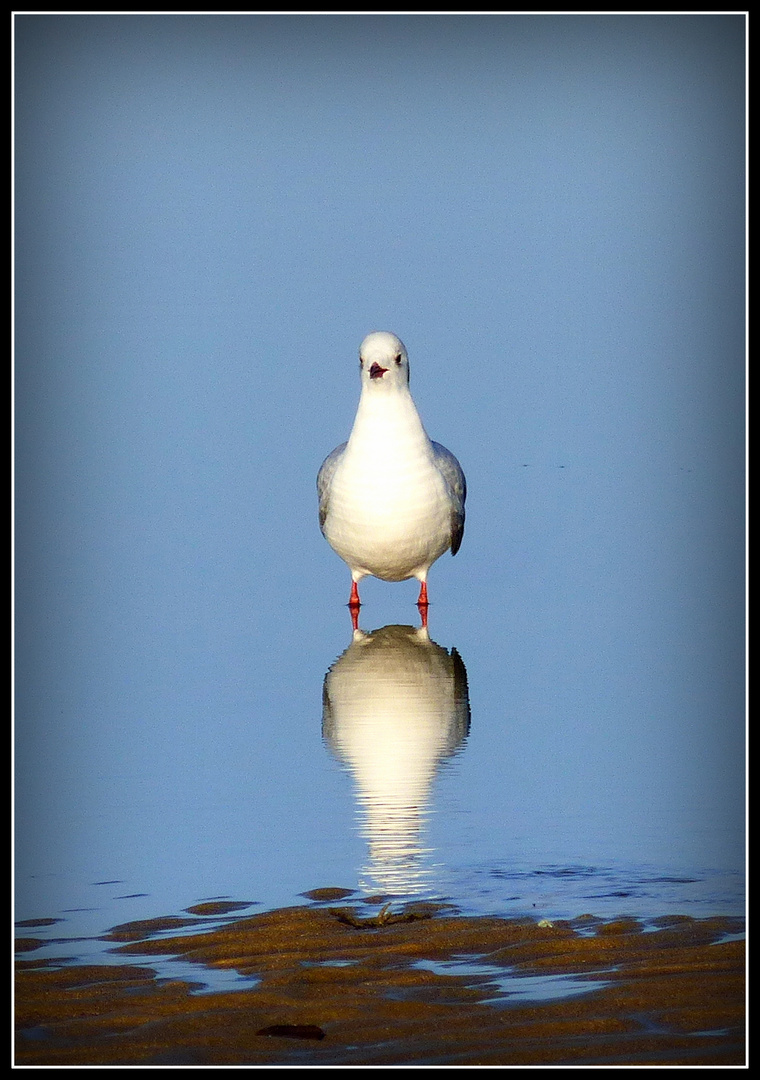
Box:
left=16, top=596, right=744, bottom=973
left=414, top=958, right=611, bottom=1004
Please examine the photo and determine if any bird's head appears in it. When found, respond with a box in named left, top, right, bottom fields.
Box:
left=359, top=331, right=410, bottom=389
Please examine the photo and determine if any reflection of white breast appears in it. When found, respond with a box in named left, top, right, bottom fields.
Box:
left=323, top=625, right=470, bottom=892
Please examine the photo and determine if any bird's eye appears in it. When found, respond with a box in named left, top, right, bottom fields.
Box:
left=394, top=354, right=402, bottom=365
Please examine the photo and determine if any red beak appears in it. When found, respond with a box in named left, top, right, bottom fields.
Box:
left=369, top=363, right=388, bottom=379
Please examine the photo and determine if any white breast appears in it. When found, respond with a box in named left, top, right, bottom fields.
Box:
left=323, top=390, right=453, bottom=582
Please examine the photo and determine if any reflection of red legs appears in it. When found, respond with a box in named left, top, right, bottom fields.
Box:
left=348, top=581, right=361, bottom=631
left=416, top=581, right=429, bottom=628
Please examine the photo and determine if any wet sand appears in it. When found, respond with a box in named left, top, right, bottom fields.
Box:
left=15, top=894, right=745, bottom=1066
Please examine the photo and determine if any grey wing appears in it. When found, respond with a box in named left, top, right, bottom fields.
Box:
left=431, top=441, right=466, bottom=556
left=317, top=442, right=347, bottom=535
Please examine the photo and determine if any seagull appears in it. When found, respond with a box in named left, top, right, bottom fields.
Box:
left=317, top=331, right=466, bottom=626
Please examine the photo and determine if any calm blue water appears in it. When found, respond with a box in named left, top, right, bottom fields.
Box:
left=15, top=470, right=745, bottom=966
left=15, top=14, right=745, bottom=968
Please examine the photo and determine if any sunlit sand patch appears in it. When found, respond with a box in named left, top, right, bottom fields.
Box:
left=16, top=898, right=745, bottom=1066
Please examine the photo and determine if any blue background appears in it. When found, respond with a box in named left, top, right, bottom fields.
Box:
left=15, top=14, right=745, bottom=946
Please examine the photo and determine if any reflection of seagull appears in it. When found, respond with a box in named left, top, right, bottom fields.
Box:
left=317, top=332, right=466, bottom=626
left=323, top=624, right=470, bottom=895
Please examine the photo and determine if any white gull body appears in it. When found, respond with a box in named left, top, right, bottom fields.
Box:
left=318, top=332, right=466, bottom=617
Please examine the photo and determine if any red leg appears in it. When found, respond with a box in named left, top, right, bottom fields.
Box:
left=417, top=581, right=429, bottom=628
left=348, top=581, right=361, bottom=631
